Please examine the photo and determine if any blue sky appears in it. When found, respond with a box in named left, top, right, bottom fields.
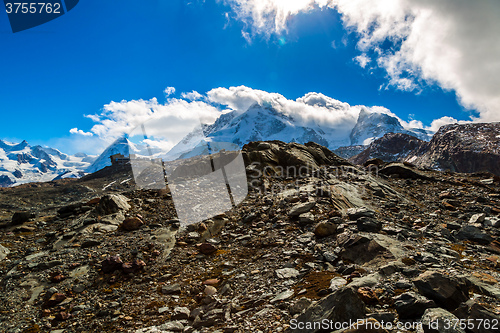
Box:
left=1, top=0, right=497, bottom=154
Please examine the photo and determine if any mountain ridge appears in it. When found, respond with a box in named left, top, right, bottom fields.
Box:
left=350, top=122, right=500, bottom=175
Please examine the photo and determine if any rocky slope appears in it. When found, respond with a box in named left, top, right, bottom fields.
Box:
left=351, top=123, right=500, bottom=176
left=350, top=133, right=427, bottom=166
left=407, top=122, right=500, bottom=175
left=0, top=141, right=499, bottom=333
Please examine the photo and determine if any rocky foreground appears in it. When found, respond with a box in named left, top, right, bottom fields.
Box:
left=0, top=141, right=500, bottom=333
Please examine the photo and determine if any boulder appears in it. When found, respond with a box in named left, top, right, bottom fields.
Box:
left=453, top=300, right=500, bottom=333
left=413, top=271, right=469, bottom=311
left=95, top=194, right=131, bottom=216
left=456, top=225, right=493, bottom=245
left=0, top=244, right=10, bottom=261
left=121, top=217, right=144, bottom=231
left=11, top=211, right=36, bottom=225
left=314, top=221, right=337, bottom=237
left=419, top=307, right=465, bottom=333
left=379, top=163, right=431, bottom=180
left=289, top=201, right=316, bottom=216
left=394, top=292, right=436, bottom=319
left=347, top=207, right=375, bottom=220
left=293, top=287, right=366, bottom=333
left=340, top=235, right=395, bottom=266
left=356, top=217, right=382, bottom=232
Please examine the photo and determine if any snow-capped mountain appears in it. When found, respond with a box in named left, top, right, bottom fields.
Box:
left=0, top=103, right=436, bottom=186
left=166, top=103, right=432, bottom=158
left=350, top=109, right=432, bottom=146
left=0, top=140, right=96, bottom=187
left=85, top=137, right=130, bottom=174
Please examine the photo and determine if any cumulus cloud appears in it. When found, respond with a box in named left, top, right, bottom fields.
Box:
left=207, top=86, right=389, bottom=135
left=425, top=116, right=472, bottom=133
left=222, top=0, right=500, bottom=122
left=69, top=128, right=93, bottom=136
left=181, top=90, right=204, bottom=101
left=73, top=85, right=475, bottom=155
left=78, top=85, right=418, bottom=153
left=92, top=98, right=220, bottom=140
left=164, top=87, right=176, bottom=96
left=222, top=0, right=320, bottom=37
left=75, top=93, right=223, bottom=154
left=354, top=54, right=370, bottom=69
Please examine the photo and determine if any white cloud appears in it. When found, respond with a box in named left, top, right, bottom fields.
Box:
left=223, top=0, right=321, bottom=37
left=69, top=128, right=93, bottom=136
left=181, top=90, right=203, bottom=101
left=72, top=85, right=475, bottom=155
left=79, top=96, right=223, bottom=154
left=164, top=87, right=176, bottom=96
left=354, top=54, right=370, bottom=68
left=222, top=0, right=500, bottom=122
left=208, top=86, right=376, bottom=133
left=79, top=85, right=409, bottom=154
left=425, top=116, right=471, bottom=132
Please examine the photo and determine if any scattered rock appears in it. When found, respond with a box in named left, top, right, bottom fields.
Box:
left=420, top=307, right=465, bottom=333
left=289, top=201, right=316, bottom=216
left=204, top=285, right=217, bottom=296
left=197, top=242, right=217, bottom=255
left=314, top=221, right=337, bottom=237
left=101, top=255, right=123, bottom=273
left=121, top=217, right=144, bottom=231
left=293, top=287, right=366, bottom=333
left=162, top=284, right=181, bottom=295
left=275, top=268, right=300, bottom=279
left=45, top=293, right=66, bottom=308
left=357, top=217, right=382, bottom=232
left=340, top=235, right=395, bottom=266
left=95, top=194, right=131, bottom=215
left=413, top=271, right=469, bottom=311
left=456, top=225, right=493, bottom=245
left=122, top=259, right=146, bottom=274
left=469, top=213, right=486, bottom=224
left=299, top=212, right=315, bottom=224
left=290, top=297, right=312, bottom=315
left=0, top=244, right=10, bottom=261
left=347, top=207, right=375, bottom=220
left=11, top=211, right=35, bottom=225
left=81, top=239, right=101, bottom=248
left=171, top=307, right=190, bottom=320
left=394, top=292, right=436, bottom=319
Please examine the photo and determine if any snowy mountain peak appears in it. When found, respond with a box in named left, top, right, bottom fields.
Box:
left=0, top=140, right=95, bottom=187
left=350, top=109, right=432, bottom=146
left=350, top=109, right=405, bottom=145
left=170, top=103, right=432, bottom=157
left=85, top=137, right=130, bottom=174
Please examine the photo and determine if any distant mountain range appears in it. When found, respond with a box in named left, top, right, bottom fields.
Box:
left=2, top=104, right=498, bottom=186
left=0, top=140, right=96, bottom=187
left=161, top=103, right=432, bottom=160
